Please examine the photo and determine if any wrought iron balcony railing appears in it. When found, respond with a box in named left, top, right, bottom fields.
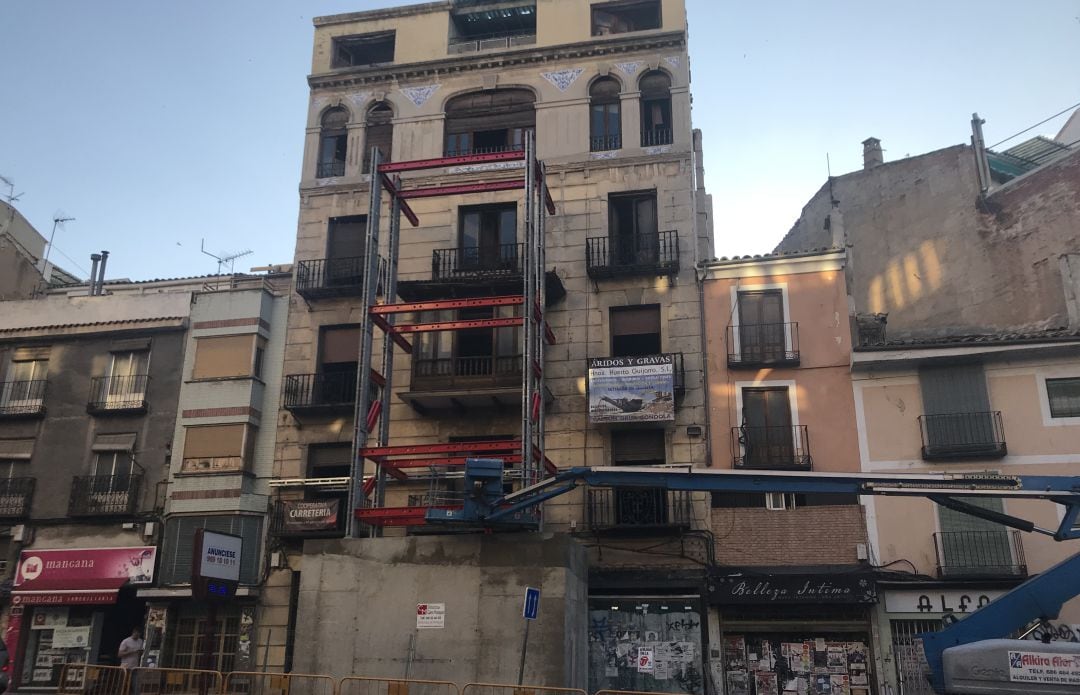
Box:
left=641, top=128, right=674, bottom=147
left=933, top=530, right=1027, bottom=578
left=432, top=244, right=524, bottom=279
left=0, top=477, right=35, bottom=518
left=270, top=498, right=347, bottom=539
left=87, top=375, right=149, bottom=414
left=444, top=142, right=527, bottom=158
left=411, top=355, right=522, bottom=392
left=316, top=160, right=346, bottom=178
left=0, top=380, right=47, bottom=417
left=448, top=32, right=536, bottom=54
left=283, top=371, right=360, bottom=412
left=918, top=411, right=1006, bottom=460
left=587, top=488, right=692, bottom=530
left=732, top=425, right=812, bottom=470
left=726, top=323, right=800, bottom=367
left=68, top=474, right=141, bottom=516
left=586, top=230, right=679, bottom=279
left=590, top=134, right=622, bottom=152
left=296, top=256, right=386, bottom=299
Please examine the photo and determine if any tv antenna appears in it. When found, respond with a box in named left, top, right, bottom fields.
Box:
left=200, top=239, right=253, bottom=274
left=41, top=212, right=75, bottom=280
left=0, top=175, right=24, bottom=204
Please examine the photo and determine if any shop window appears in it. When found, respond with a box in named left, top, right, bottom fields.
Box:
left=444, top=89, right=535, bottom=156
left=18, top=606, right=96, bottom=689
left=317, top=107, right=349, bottom=178
left=163, top=604, right=243, bottom=672
left=591, top=1, right=661, bottom=35
left=589, top=77, right=622, bottom=151
left=1047, top=377, right=1080, bottom=418
left=720, top=633, right=871, bottom=695
left=331, top=32, right=395, bottom=68
left=639, top=70, right=672, bottom=146
left=191, top=335, right=257, bottom=380
left=180, top=423, right=253, bottom=474
left=362, top=102, right=394, bottom=173
left=608, top=192, right=660, bottom=268
left=160, top=515, right=262, bottom=585
left=610, top=304, right=661, bottom=356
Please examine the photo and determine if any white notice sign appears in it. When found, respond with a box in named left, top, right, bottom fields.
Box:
left=416, top=603, right=445, bottom=629
left=1009, top=651, right=1080, bottom=685
left=637, top=647, right=655, bottom=673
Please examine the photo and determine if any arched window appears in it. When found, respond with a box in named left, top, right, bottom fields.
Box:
left=639, top=71, right=672, bottom=146
left=317, top=107, right=349, bottom=178
left=589, top=77, right=622, bottom=152
left=444, top=89, right=535, bottom=156
left=363, top=102, right=394, bottom=174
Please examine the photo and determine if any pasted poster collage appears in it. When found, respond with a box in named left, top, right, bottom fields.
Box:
left=722, top=635, right=870, bottom=695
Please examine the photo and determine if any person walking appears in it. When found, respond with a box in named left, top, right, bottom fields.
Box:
left=118, top=627, right=144, bottom=693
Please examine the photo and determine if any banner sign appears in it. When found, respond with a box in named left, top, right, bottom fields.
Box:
left=587, top=355, right=675, bottom=423
left=281, top=499, right=340, bottom=533
left=197, top=530, right=242, bottom=582
left=416, top=603, right=445, bottom=629
left=1008, top=651, right=1080, bottom=685
left=883, top=589, right=1004, bottom=615
left=14, top=546, right=157, bottom=590
left=710, top=574, right=877, bottom=605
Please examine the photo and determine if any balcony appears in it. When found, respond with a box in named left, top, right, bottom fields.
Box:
left=87, top=375, right=148, bottom=415
left=918, top=411, right=1007, bottom=460
left=432, top=244, right=523, bottom=280
left=0, top=477, right=35, bottom=518
left=68, top=474, right=141, bottom=517
left=586, top=230, right=680, bottom=279
left=933, top=530, right=1027, bottom=579
left=316, top=160, right=345, bottom=178
left=271, top=498, right=346, bottom=539
left=283, top=371, right=360, bottom=415
left=448, top=32, right=536, bottom=55
left=641, top=128, right=674, bottom=147
left=726, top=323, right=800, bottom=368
left=587, top=488, right=692, bottom=531
left=0, top=380, right=47, bottom=418
left=731, top=425, right=812, bottom=470
left=412, top=355, right=522, bottom=391
left=590, top=134, right=622, bottom=152
left=296, top=257, right=371, bottom=300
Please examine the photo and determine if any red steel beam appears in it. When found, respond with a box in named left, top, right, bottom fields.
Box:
left=370, top=314, right=413, bottom=353
left=360, top=440, right=521, bottom=458
left=380, top=174, right=420, bottom=227
left=399, top=179, right=526, bottom=200
left=370, top=295, right=523, bottom=314
left=381, top=455, right=524, bottom=470
left=369, top=369, right=386, bottom=388
left=544, top=321, right=557, bottom=345
left=378, top=150, right=524, bottom=174
left=355, top=506, right=462, bottom=527
left=393, top=316, right=523, bottom=334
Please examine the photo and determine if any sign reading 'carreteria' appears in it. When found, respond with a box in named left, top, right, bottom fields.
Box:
left=281, top=499, right=340, bottom=533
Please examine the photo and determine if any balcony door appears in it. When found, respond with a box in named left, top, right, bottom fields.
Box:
left=611, top=430, right=667, bottom=526
left=103, top=351, right=148, bottom=408
left=608, top=192, right=658, bottom=266
left=326, top=216, right=367, bottom=287
left=919, top=365, right=995, bottom=453
left=459, top=204, right=516, bottom=273
left=2, top=359, right=46, bottom=410
left=737, top=290, right=785, bottom=362
left=937, top=499, right=1016, bottom=577
left=319, top=326, right=360, bottom=404
left=741, top=387, right=794, bottom=468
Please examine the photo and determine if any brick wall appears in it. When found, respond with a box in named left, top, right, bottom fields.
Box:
left=711, top=505, right=867, bottom=567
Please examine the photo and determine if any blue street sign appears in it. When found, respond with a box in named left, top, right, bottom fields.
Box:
left=523, top=586, right=540, bottom=620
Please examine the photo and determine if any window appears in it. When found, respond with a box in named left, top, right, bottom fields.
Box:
left=712, top=492, right=858, bottom=508
left=253, top=341, right=265, bottom=380
left=444, top=89, right=535, bottom=156
left=326, top=215, right=367, bottom=285
left=163, top=605, right=243, bottom=673
left=1, top=357, right=47, bottom=411
left=362, top=102, right=393, bottom=173
left=919, top=365, right=1001, bottom=457
left=1047, top=378, right=1080, bottom=418
left=737, top=290, right=786, bottom=362
left=308, top=444, right=352, bottom=479
left=450, top=4, right=536, bottom=42
left=415, top=305, right=521, bottom=378
left=589, top=77, right=622, bottom=151
left=937, top=498, right=1017, bottom=576
left=610, top=305, right=661, bottom=356
left=331, top=32, right=395, bottom=68
left=92, top=450, right=135, bottom=478
left=610, top=430, right=666, bottom=525
left=639, top=70, right=672, bottom=146
left=317, top=107, right=349, bottom=178
left=181, top=423, right=253, bottom=474
left=608, top=191, right=659, bottom=266
left=160, top=514, right=262, bottom=584
left=0, top=439, right=33, bottom=475
left=459, top=204, right=517, bottom=270
left=739, top=387, right=797, bottom=468
left=95, top=350, right=149, bottom=407
left=192, top=335, right=257, bottom=380
left=318, top=325, right=361, bottom=403
left=591, top=1, right=661, bottom=35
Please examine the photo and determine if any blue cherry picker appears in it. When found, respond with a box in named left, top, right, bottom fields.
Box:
left=426, top=460, right=1080, bottom=694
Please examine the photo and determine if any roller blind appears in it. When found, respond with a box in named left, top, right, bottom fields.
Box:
left=320, top=326, right=361, bottom=365
left=192, top=335, right=254, bottom=379
left=182, top=424, right=245, bottom=459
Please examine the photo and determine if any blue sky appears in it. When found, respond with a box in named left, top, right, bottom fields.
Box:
left=1, top=1, right=1078, bottom=281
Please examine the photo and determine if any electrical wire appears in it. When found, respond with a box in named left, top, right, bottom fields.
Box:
left=988, top=99, right=1080, bottom=149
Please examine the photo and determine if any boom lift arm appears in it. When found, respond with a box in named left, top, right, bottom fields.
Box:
left=426, top=461, right=1080, bottom=694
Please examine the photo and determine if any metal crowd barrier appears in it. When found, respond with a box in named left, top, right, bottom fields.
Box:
left=462, top=682, right=589, bottom=695
left=131, top=666, right=224, bottom=694
left=57, top=663, right=131, bottom=694
left=224, top=671, right=338, bottom=695
left=339, top=676, right=459, bottom=695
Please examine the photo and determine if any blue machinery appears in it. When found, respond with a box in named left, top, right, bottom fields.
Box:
left=427, top=460, right=1080, bottom=694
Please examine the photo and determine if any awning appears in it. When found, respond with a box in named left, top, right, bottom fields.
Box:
left=12, top=546, right=157, bottom=605
left=11, top=576, right=129, bottom=606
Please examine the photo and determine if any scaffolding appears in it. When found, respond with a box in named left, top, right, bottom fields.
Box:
left=345, top=133, right=556, bottom=536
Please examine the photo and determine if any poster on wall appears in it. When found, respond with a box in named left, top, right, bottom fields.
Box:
left=51, top=626, right=91, bottom=649
left=31, top=608, right=68, bottom=630
left=587, top=355, right=675, bottom=423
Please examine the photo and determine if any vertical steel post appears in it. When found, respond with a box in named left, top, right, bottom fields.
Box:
left=346, top=147, right=384, bottom=538
left=375, top=175, right=402, bottom=514
left=536, top=160, right=549, bottom=489
left=521, top=132, right=537, bottom=490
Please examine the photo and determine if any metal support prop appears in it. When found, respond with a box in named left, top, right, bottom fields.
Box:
left=520, top=131, right=537, bottom=490
left=535, top=159, right=549, bottom=490
left=375, top=174, right=403, bottom=515
left=346, top=147, right=384, bottom=538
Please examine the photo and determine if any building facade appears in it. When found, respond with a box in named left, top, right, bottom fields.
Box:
left=702, top=249, right=875, bottom=695
left=267, top=0, right=714, bottom=689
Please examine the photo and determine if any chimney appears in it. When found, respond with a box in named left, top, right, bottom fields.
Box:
left=88, top=254, right=101, bottom=296
left=862, top=137, right=883, bottom=169
left=96, top=250, right=109, bottom=295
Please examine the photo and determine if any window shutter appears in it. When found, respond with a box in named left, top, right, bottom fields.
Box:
left=91, top=433, right=137, bottom=452
left=0, top=439, right=34, bottom=460
left=182, top=424, right=246, bottom=459
left=12, top=347, right=51, bottom=361
left=919, top=364, right=991, bottom=415
left=611, top=430, right=665, bottom=463
left=610, top=306, right=661, bottom=336
left=320, top=327, right=361, bottom=364
left=192, top=335, right=254, bottom=379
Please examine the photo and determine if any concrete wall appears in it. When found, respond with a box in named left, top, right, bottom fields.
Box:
left=777, top=146, right=1080, bottom=338
left=294, top=534, right=588, bottom=686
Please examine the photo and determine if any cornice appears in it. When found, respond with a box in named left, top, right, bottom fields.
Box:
left=308, top=31, right=686, bottom=90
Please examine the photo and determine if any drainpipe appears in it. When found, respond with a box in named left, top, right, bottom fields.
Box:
left=88, top=254, right=101, bottom=295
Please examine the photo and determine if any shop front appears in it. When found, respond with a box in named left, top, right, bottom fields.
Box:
left=7, top=546, right=156, bottom=690
left=710, top=572, right=878, bottom=695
